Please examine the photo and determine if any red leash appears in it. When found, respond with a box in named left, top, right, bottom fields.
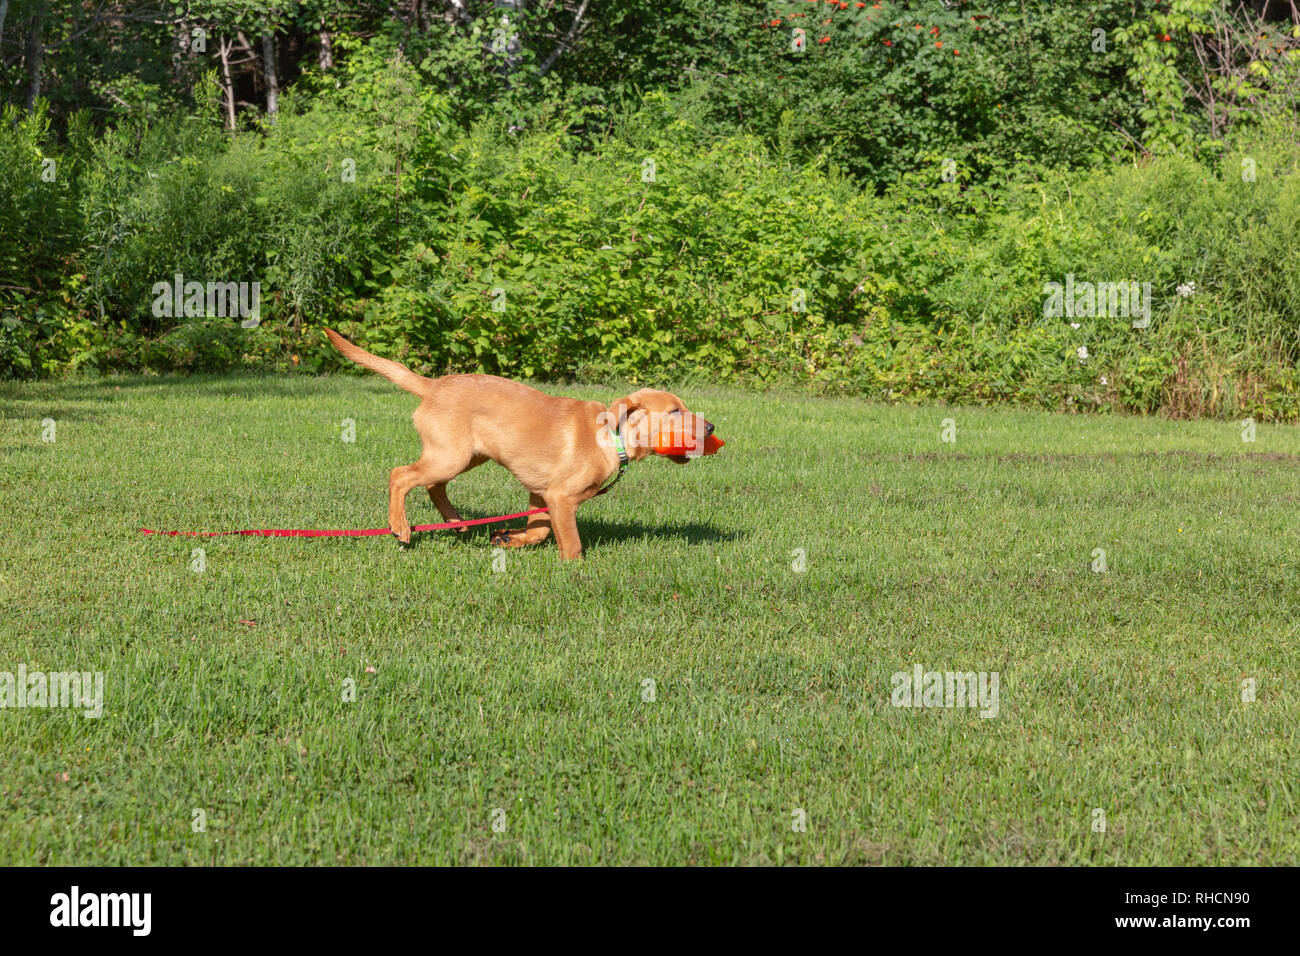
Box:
left=139, top=507, right=549, bottom=538
left=140, top=454, right=626, bottom=538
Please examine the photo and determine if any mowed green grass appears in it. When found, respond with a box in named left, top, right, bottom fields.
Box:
left=1, top=372, right=1297, bottom=865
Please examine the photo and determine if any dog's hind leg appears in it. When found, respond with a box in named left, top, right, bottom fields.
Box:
left=490, top=493, right=552, bottom=548
left=427, top=455, right=486, bottom=532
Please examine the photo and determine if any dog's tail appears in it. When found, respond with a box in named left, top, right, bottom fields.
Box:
left=324, top=329, right=430, bottom=397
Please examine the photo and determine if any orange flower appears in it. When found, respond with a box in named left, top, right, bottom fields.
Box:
left=930, top=25, right=939, bottom=35
left=883, top=38, right=891, bottom=45
left=820, top=35, right=830, bottom=43
left=935, top=40, right=942, bottom=47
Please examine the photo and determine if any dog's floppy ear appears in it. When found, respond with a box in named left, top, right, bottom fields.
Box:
left=608, top=390, right=651, bottom=432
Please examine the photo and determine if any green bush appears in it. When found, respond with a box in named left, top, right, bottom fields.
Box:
left=60, top=56, right=453, bottom=373
left=139, top=315, right=251, bottom=372
left=0, top=104, right=92, bottom=377
left=5, top=38, right=1300, bottom=422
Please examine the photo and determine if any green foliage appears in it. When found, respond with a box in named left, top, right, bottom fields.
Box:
left=0, top=103, right=92, bottom=378
left=858, top=132, right=1300, bottom=419
left=139, top=314, right=252, bottom=372
left=584, top=0, right=1156, bottom=187
left=341, top=92, right=880, bottom=390
left=50, top=53, right=453, bottom=372
left=1113, top=0, right=1216, bottom=155
left=3, top=3, right=1300, bottom=419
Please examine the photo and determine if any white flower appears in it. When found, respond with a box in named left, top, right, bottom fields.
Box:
left=1176, top=281, right=1197, bottom=298
left=1100, top=375, right=1108, bottom=385
left=1076, top=346, right=1089, bottom=361
left=1070, top=322, right=1080, bottom=329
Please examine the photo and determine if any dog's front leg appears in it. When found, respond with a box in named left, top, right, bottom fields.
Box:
left=546, top=495, right=583, bottom=560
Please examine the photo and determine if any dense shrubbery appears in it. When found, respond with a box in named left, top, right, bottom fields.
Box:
left=2, top=1, right=1299, bottom=419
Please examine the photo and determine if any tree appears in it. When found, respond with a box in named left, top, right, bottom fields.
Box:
left=261, top=28, right=278, bottom=117
left=22, top=3, right=41, bottom=112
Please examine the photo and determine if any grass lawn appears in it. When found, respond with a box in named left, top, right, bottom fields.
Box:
left=0, top=372, right=1296, bottom=865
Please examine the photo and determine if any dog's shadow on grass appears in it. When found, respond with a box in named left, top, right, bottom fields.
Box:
left=578, top=517, right=744, bottom=549
left=405, top=511, right=742, bottom=551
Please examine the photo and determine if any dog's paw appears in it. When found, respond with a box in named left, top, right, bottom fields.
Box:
left=390, top=526, right=412, bottom=545
left=490, top=530, right=513, bottom=547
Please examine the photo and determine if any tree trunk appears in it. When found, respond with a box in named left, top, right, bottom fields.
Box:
left=172, top=19, right=188, bottom=85
left=0, top=0, right=10, bottom=53
left=261, top=32, right=279, bottom=118
left=446, top=0, right=469, bottom=25
left=394, top=126, right=403, bottom=257
left=23, top=10, right=44, bottom=112
left=218, top=37, right=237, bottom=130
left=539, top=0, right=590, bottom=78
left=318, top=23, right=333, bottom=71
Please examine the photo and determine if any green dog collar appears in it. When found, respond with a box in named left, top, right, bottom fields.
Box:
left=596, top=426, right=630, bottom=497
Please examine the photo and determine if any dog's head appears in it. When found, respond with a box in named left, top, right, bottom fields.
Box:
left=606, top=389, right=715, bottom=464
